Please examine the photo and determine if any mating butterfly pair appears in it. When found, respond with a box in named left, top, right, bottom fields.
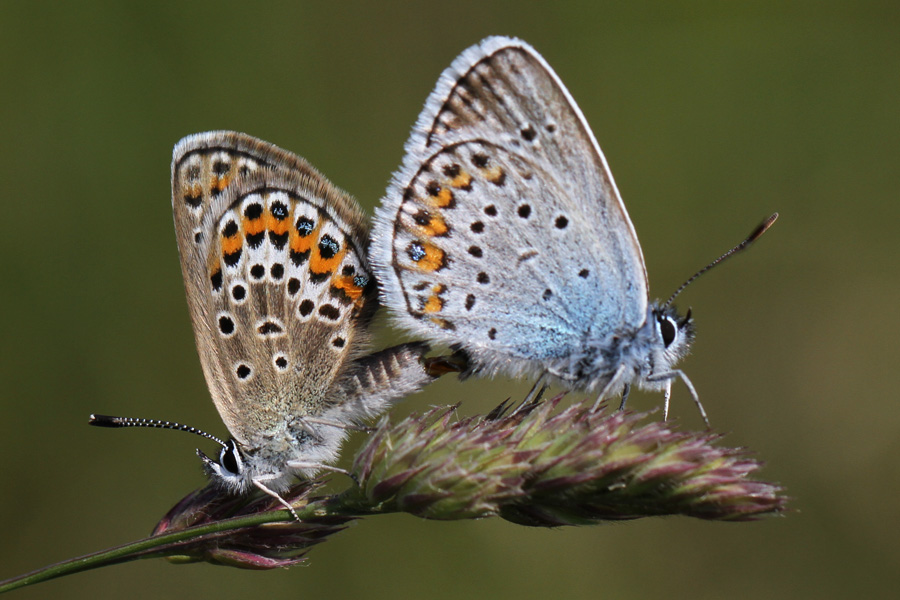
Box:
left=92, top=37, right=775, bottom=512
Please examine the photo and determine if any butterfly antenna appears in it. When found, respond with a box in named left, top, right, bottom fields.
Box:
left=89, top=414, right=228, bottom=449
left=664, top=213, right=778, bottom=308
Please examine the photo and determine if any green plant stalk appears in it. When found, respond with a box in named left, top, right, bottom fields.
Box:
left=0, top=510, right=276, bottom=593
left=0, top=494, right=362, bottom=594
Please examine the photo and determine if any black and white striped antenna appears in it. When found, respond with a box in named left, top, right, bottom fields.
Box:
left=89, top=414, right=227, bottom=449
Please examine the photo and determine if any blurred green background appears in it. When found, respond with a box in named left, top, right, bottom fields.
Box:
left=1, top=1, right=897, bottom=598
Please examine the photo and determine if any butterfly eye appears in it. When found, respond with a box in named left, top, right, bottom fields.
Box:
left=219, top=440, right=242, bottom=476
left=658, top=316, right=678, bottom=348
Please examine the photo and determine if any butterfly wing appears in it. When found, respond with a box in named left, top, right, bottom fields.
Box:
left=372, top=37, right=648, bottom=381
left=172, top=132, right=375, bottom=447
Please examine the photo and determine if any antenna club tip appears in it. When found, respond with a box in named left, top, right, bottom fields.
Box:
left=746, top=213, right=779, bottom=244
left=89, top=414, right=121, bottom=428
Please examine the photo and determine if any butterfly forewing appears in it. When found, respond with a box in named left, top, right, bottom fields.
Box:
left=387, top=142, right=599, bottom=358
left=374, top=37, right=649, bottom=374
left=172, top=132, right=374, bottom=445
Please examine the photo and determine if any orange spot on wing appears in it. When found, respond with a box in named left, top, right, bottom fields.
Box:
left=419, top=214, right=449, bottom=237
left=211, top=175, right=232, bottom=193
left=207, top=256, right=222, bottom=279
left=482, top=165, right=504, bottom=184
left=290, top=224, right=318, bottom=254
left=429, top=187, right=454, bottom=208
left=423, top=285, right=446, bottom=313
left=243, top=215, right=265, bottom=236
left=428, top=317, right=454, bottom=330
left=311, top=239, right=346, bottom=276
left=332, top=274, right=365, bottom=303
left=449, top=171, right=472, bottom=189
left=221, top=233, right=243, bottom=255
left=267, top=212, right=290, bottom=235
left=415, top=243, right=445, bottom=272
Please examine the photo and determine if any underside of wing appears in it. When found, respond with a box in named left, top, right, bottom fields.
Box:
left=171, top=133, right=375, bottom=444
left=372, top=37, right=649, bottom=370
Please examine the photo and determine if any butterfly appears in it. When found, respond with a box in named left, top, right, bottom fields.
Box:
left=92, top=131, right=439, bottom=514
left=371, top=36, right=775, bottom=423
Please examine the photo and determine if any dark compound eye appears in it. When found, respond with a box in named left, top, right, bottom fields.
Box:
left=659, top=316, right=677, bottom=348
left=219, top=442, right=241, bottom=475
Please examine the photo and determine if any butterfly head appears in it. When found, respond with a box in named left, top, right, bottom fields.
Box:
left=646, top=303, right=695, bottom=380
left=197, top=438, right=253, bottom=494
left=196, top=433, right=335, bottom=495
left=635, top=213, right=780, bottom=392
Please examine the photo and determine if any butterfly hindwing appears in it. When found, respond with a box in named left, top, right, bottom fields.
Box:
left=372, top=37, right=649, bottom=379
left=172, top=132, right=375, bottom=446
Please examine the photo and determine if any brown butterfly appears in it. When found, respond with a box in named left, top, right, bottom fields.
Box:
left=92, top=131, right=437, bottom=515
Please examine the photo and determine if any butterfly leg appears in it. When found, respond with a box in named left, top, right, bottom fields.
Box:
left=646, top=369, right=709, bottom=428
left=592, top=364, right=628, bottom=411
left=617, top=384, right=632, bottom=411
left=662, top=381, right=672, bottom=421
left=285, top=460, right=358, bottom=485
left=297, top=416, right=375, bottom=435
left=253, top=478, right=300, bottom=522
left=287, top=461, right=351, bottom=476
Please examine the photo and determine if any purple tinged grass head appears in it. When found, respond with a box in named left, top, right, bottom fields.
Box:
left=146, top=398, right=785, bottom=569
left=151, top=480, right=353, bottom=569
left=352, top=397, right=786, bottom=525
